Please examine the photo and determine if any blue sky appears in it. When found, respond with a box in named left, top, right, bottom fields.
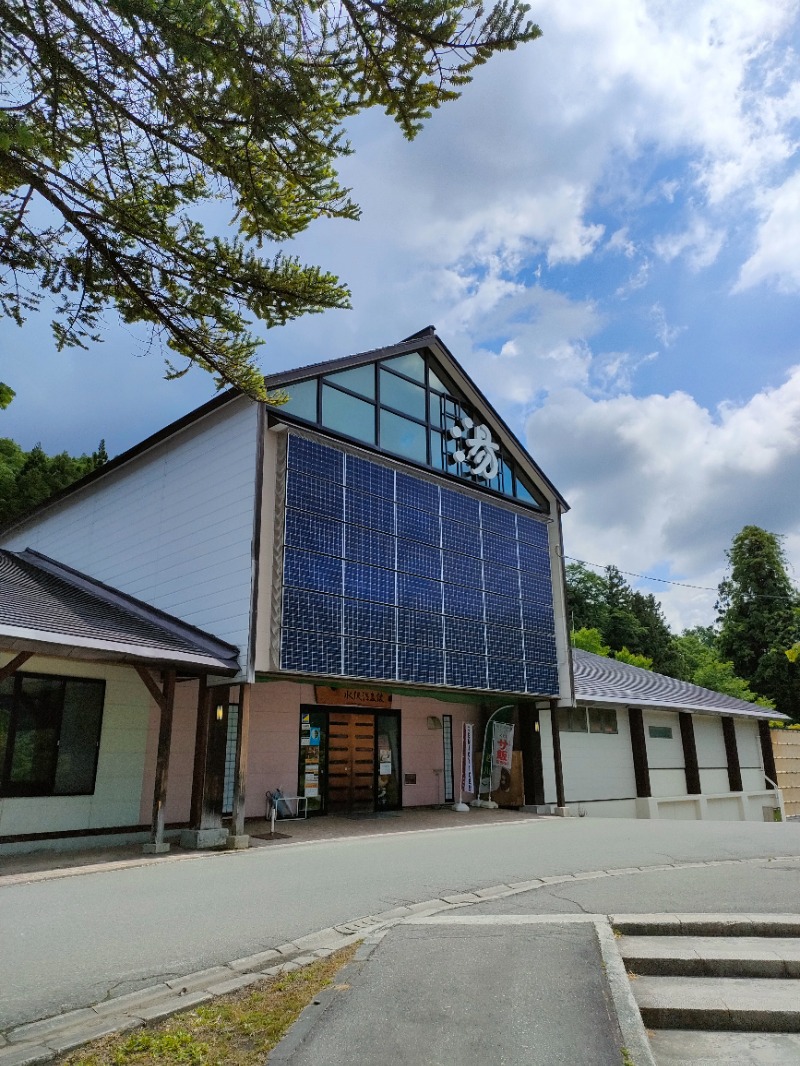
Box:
left=3, top=0, right=800, bottom=631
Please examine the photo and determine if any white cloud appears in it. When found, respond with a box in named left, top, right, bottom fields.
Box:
left=653, top=219, right=726, bottom=271
left=527, top=366, right=800, bottom=629
left=736, top=170, right=800, bottom=291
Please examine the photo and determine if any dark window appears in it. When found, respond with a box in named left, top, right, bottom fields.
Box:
left=648, top=725, right=673, bottom=740
left=0, top=673, right=105, bottom=796
left=588, top=707, right=618, bottom=734
left=558, top=707, right=588, bottom=733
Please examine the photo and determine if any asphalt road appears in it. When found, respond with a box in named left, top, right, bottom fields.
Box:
left=2, top=817, right=800, bottom=1029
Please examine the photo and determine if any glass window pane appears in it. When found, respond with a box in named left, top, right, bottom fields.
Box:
left=429, top=391, right=446, bottom=428
left=380, top=410, right=427, bottom=463
left=514, top=473, right=546, bottom=510
left=322, top=384, right=376, bottom=444
left=430, top=430, right=446, bottom=469
left=379, top=370, right=426, bottom=421
left=297, top=709, right=327, bottom=813
left=377, top=714, right=401, bottom=809
left=324, top=365, right=375, bottom=399
left=54, top=680, right=105, bottom=794
left=558, top=707, right=587, bottom=733
left=9, top=677, right=62, bottom=792
left=282, top=379, right=318, bottom=422
left=588, top=707, right=618, bottom=734
left=381, top=352, right=425, bottom=382
left=428, top=367, right=448, bottom=392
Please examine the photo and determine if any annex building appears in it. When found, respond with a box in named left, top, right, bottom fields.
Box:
left=0, top=329, right=785, bottom=853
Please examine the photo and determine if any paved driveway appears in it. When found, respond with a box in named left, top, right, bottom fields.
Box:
left=2, top=816, right=799, bottom=1029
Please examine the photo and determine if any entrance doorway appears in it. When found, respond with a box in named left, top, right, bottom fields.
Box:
left=297, top=707, right=401, bottom=814
left=327, top=712, right=375, bottom=813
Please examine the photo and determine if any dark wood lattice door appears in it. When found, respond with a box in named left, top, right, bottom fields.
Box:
left=327, top=713, right=376, bottom=812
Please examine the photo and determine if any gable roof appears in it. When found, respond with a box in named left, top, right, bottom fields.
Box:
left=572, top=648, right=784, bottom=721
left=0, top=327, right=567, bottom=538
left=0, top=549, right=240, bottom=674
left=266, top=326, right=569, bottom=511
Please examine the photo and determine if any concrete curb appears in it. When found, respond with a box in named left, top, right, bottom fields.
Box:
left=593, top=920, right=657, bottom=1066
left=3, top=855, right=800, bottom=1064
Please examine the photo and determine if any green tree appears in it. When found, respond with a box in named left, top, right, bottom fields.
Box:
left=565, top=562, right=608, bottom=633
left=670, top=630, right=771, bottom=706
left=0, top=437, right=107, bottom=525
left=613, top=647, right=653, bottom=670
left=0, top=1, right=539, bottom=396
left=717, top=525, right=800, bottom=719
left=570, top=627, right=610, bottom=656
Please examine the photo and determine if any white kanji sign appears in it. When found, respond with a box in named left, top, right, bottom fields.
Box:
left=448, top=416, right=500, bottom=481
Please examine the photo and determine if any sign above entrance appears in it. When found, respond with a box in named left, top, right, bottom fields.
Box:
left=315, top=686, right=392, bottom=708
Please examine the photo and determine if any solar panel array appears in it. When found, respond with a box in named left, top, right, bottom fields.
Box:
left=280, top=434, right=559, bottom=694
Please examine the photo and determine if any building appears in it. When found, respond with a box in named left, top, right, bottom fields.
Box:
left=0, top=329, right=785, bottom=853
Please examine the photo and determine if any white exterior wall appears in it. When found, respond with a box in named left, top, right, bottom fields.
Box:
left=735, top=718, right=765, bottom=791
left=0, top=654, right=153, bottom=838
left=694, top=714, right=730, bottom=795
left=643, top=710, right=687, bottom=797
left=560, top=705, right=637, bottom=803
left=1, top=398, right=260, bottom=664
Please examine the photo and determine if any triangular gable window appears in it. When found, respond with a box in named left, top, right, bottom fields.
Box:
left=279, top=348, right=548, bottom=510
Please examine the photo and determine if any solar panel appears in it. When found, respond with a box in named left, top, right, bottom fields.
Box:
left=280, top=434, right=559, bottom=694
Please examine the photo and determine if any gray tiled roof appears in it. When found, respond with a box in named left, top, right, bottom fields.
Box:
left=0, top=549, right=239, bottom=673
left=572, top=648, right=783, bottom=720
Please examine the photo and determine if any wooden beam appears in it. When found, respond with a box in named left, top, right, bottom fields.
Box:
left=135, top=665, right=167, bottom=712
left=628, top=708, right=651, bottom=798
left=722, top=717, right=743, bottom=793
left=148, top=669, right=176, bottom=849
left=230, top=682, right=251, bottom=839
left=679, top=712, right=701, bottom=795
left=0, top=652, right=32, bottom=683
left=550, top=704, right=566, bottom=808
left=759, top=719, right=778, bottom=789
left=189, top=676, right=210, bottom=828
left=519, top=703, right=545, bottom=806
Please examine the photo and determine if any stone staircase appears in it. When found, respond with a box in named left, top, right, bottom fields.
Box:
left=614, top=914, right=800, bottom=1065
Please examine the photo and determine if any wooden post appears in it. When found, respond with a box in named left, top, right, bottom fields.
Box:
left=722, top=717, right=743, bottom=792
left=189, top=676, right=210, bottom=828
left=550, top=704, right=566, bottom=809
left=679, top=712, right=701, bottom=794
left=628, top=708, right=651, bottom=799
left=519, top=703, right=545, bottom=807
left=136, top=666, right=176, bottom=854
left=759, top=719, right=778, bottom=789
left=229, top=682, right=251, bottom=847
left=0, top=652, right=32, bottom=683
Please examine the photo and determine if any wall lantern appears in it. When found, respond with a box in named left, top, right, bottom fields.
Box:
left=216, top=704, right=225, bottom=722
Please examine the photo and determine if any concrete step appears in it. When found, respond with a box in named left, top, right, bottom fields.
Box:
left=632, top=975, right=800, bottom=1032
left=619, top=935, right=800, bottom=978
left=612, top=914, right=800, bottom=938
left=648, top=1028, right=800, bottom=1066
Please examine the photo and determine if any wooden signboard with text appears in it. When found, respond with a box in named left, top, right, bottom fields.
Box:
left=315, top=686, right=392, bottom=708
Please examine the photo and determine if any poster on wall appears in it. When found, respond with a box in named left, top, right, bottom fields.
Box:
left=379, top=734, right=392, bottom=776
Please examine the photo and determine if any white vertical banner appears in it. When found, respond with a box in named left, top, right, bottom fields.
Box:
left=462, top=722, right=475, bottom=794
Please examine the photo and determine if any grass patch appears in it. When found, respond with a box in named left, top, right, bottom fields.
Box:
left=58, top=943, right=359, bottom=1066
